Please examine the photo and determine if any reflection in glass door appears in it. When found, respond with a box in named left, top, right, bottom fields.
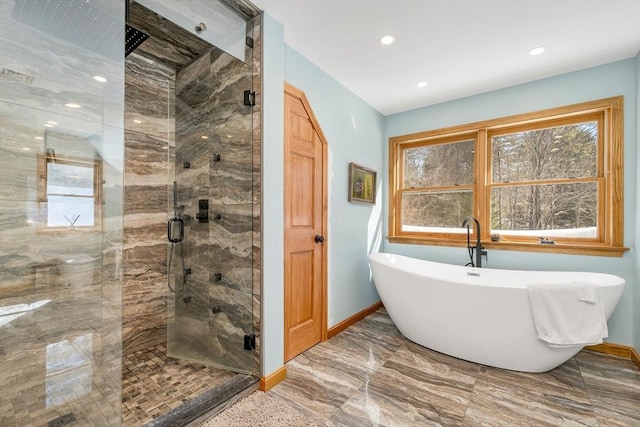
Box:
left=0, top=0, right=125, bottom=425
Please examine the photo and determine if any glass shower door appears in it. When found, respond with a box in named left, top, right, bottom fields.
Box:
left=0, top=0, right=125, bottom=425
left=166, top=16, right=257, bottom=374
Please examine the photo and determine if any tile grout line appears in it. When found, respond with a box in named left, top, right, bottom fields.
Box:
left=575, top=355, right=603, bottom=427
left=458, top=362, right=483, bottom=424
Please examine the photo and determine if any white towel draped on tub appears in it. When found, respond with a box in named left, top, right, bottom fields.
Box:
left=527, top=281, right=608, bottom=347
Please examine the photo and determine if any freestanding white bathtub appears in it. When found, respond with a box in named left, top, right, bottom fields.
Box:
left=368, top=252, right=625, bottom=372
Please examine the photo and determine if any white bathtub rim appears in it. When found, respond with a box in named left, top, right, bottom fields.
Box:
left=368, top=252, right=625, bottom=288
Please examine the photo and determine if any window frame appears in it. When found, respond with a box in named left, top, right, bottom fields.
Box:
left=388, top=96, right=626, bottom=257
left=37, top=153, right=103, bottom=231
left=395, top=132, right=478, bottom=240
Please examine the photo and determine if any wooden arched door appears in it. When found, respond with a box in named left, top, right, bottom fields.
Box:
left=283, top=83, right=328, bottom=361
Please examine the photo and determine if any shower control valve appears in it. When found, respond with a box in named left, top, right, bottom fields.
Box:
left=196, top=199, right=209, bottom=223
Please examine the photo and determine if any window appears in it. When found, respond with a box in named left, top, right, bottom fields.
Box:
left=38, top=154, right=102, bottom=229
left=388, top=97, right=626, bottom=256
left=400, top=134, right=475, bottom=236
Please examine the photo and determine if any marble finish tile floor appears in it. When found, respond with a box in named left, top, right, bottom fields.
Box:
left=122, top=344, right=235, bottom=426
left=269, top=308, right=640, bottom=426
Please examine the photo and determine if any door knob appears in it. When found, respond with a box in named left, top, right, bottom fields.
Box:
left=314, top=235, right=325, bottom=243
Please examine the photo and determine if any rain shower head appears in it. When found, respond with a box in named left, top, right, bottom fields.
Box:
left=125, top=24, right=149, bottom=57
left=125, top=0, right=149, bottom=57
left=11, top=0, right=122, bottom=59
left=12, top=0, right=149, bottom=58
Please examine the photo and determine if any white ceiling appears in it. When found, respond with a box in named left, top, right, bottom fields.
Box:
left=252, top=0, right=640, bottom=116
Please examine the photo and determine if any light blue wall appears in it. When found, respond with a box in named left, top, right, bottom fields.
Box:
left=263, top=16, right=639, bottom=375
left=261, top=13, right=285, bottom=376
left=384, top=59, right=638, bottom=348
left=261, top=14, right=385, bottom=376
left=284, top=46, right=385, bottom=328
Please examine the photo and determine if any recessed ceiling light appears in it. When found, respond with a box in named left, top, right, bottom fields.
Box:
left=380, top=35, right=394, bottom=45
left=93, top=75, right=107, bottom=83
left=64, top=103, right=81, bottom=108
left=46, top=120, right=57, bottom=125
left=529, top=46, right=546, bottom=56
left=44, top=123, right=55, bottom=128
left=416, top=81, right=428, bottom=88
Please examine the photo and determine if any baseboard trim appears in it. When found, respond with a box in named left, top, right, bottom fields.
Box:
left=260, top=366, right=287, bottom=392
left=327, top=301, right=383, bottom=339
left=585, top=342, right=630, bottom=358
left=632, top=348, right=640, bottom=370
left=585, top=342, right=640, bottom=369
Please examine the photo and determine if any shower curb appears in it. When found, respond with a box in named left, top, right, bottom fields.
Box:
left=144, top=374, right=259, bottom=427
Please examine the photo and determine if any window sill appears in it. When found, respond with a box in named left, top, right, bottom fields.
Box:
left=36, top=225, right=102, bottom=235
left=387, top=236, right=629, bottom=257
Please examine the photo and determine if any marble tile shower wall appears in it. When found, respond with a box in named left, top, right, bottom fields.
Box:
left=0, top=0, right=125, bottom=425
left=122, top=3, right=262, bottom=373
left=171, top=44, right=257, bottom=371
left=122, top=53, right=175, bottom=355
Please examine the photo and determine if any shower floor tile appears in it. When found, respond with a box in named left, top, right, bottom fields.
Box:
left=121, top=344, right=235, bottom=426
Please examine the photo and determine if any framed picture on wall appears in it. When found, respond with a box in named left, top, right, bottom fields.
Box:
left=348, top=162, right=377, bottom=204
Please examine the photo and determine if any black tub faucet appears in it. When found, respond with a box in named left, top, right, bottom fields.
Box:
left=461, top=216, right=487, bottom=268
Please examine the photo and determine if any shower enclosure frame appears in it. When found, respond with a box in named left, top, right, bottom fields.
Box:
left=123, top=0, right=263, bottom=376
left=0, top=0, right=263, bottom=424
